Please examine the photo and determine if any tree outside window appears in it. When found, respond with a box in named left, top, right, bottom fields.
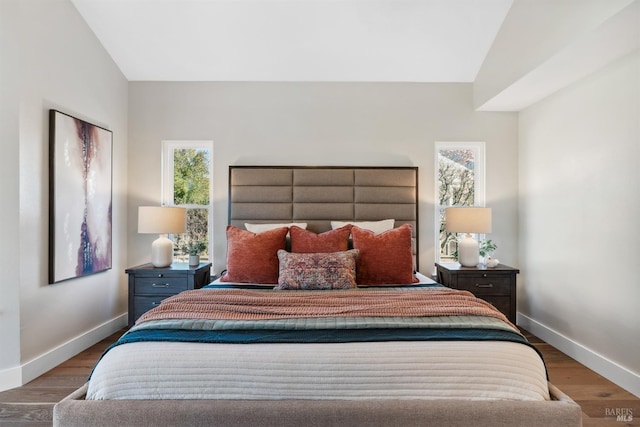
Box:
left=162, top=141, right=213, bottom=263
left=435, top=142, right=485, bottom=262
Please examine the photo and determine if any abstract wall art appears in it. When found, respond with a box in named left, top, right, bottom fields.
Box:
left=49, top=110, right=113, bottom=283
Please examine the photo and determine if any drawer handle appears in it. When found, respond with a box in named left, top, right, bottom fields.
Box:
left=151, top=283, right=170, bottom=288
left=152, top=301, right=161, bottom=306
left=475, top=283, right=494, bottom=288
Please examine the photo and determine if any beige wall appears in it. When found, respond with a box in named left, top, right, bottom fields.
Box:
left=518, top=51, right=640, bottom=395
left=128, top=82, right=520, bottom=275
left=0, top=0, right=128, bottom=391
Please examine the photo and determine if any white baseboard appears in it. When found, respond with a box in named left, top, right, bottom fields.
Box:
left=0, top=365, right=22, bottom=393
left=0, top=314, right=127, bottom=392
left=518, top=312, right=640, bottom=398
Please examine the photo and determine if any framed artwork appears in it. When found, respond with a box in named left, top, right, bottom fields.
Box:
left=49, top=110, right=113, bottom=283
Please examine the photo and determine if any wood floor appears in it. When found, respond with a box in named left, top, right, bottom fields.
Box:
left=0, top=328, right=638, bottom=426
left=520, top=330, right=639, bottom=427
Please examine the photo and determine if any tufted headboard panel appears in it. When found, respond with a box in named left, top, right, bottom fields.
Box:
left=228, top=166, right=419, bottom=269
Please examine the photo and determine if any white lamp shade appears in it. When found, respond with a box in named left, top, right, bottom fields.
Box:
left=445, top=207, right=492, bottom=234
left=138, top=206, right=187, bottom=234
left=445, top=207, right=491, bottom=268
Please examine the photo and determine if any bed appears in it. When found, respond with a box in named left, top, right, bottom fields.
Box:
left=53, top=166, right=582, bottom=427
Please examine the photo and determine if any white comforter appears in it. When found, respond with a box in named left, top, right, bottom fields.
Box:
left=87, top=339, right=550, bottom=401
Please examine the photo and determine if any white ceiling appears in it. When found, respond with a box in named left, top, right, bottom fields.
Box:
left=71, top=0, right=513, bottom=82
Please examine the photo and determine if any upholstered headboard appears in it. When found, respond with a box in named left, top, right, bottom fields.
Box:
left=228, top=166, right=419, bottom=269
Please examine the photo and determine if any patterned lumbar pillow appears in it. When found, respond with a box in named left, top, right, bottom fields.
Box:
left=275, top=249, right=359, bottom=290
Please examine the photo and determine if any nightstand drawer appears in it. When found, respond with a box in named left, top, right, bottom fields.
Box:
left=127, top=262, right=212, bottom=328
left=134, top=276, right=188, bottom=294
left=435, top=263, right=518, bottom=324
left=134, top=296, right=168, bottom=320
left=456, top=275, right=512, bottom=295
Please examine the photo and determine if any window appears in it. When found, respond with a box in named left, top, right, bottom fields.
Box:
left=435, top=142, right=485, bottom=263
left=162, top=141, right=213, bottom=263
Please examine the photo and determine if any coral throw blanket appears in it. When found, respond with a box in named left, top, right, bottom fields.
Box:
left=138, top=288, right=512, bottom=327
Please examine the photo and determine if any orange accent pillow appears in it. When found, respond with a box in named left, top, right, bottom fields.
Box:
left=220, top=225, right=288, bottom=284
left=351, top=224, right=418, bottom=286
left=290, top=225, right=352, bottom=253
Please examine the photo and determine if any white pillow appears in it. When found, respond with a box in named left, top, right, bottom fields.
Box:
left=244, top=223, right=308, bottom=233
left=330, top=219, right=395, bottom=235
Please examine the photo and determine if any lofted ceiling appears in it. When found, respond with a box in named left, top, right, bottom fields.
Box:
left=70, top=0, right=514, bottom=82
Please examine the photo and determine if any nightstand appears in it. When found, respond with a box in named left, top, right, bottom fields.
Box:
left=435, top=262, right=519, bottom=324
left=126, top=262, right=212, bottom=327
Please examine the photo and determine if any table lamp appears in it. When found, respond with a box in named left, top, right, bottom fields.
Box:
left=445, top=207, right=492, bottom=267
left=138, top=206, right=187, bottom=267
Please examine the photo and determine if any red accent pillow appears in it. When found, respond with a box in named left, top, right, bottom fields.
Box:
left=290, top=225, right=352, bottom=253
left=220, top=225, right=288, bottom=284
left=351, top=224, right=418, bottom=286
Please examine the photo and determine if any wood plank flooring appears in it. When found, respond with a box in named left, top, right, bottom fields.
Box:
left=0, top=328, right=638, bottom=426
left=520, top=330, right=639, bottom=427
left=0, top=330, right=119, bottom=427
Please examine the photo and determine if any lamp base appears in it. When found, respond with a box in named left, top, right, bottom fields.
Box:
left=458, top=233, right=479, bottom=267
left=151, top=234, right=174, bottom=267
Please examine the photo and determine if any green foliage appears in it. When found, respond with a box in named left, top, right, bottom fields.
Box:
left=479, top=239, right=497, bottom=257
left=172, top=148, right=210, bottom=259
left=173, top=149, right=210, bottom=205
left=181, top=240, right=207, bottom=256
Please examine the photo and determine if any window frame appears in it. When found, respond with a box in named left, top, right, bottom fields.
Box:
left=434, top=141, right=486, bottom=264
left=161, top=140, right=214, bottom=262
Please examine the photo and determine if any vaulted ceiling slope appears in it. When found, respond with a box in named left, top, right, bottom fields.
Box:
left=474, top=0, right=639, bottom=111
left=70, top=0, right=513, bottom=83
left=71, top=0, right=639, bottom=111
